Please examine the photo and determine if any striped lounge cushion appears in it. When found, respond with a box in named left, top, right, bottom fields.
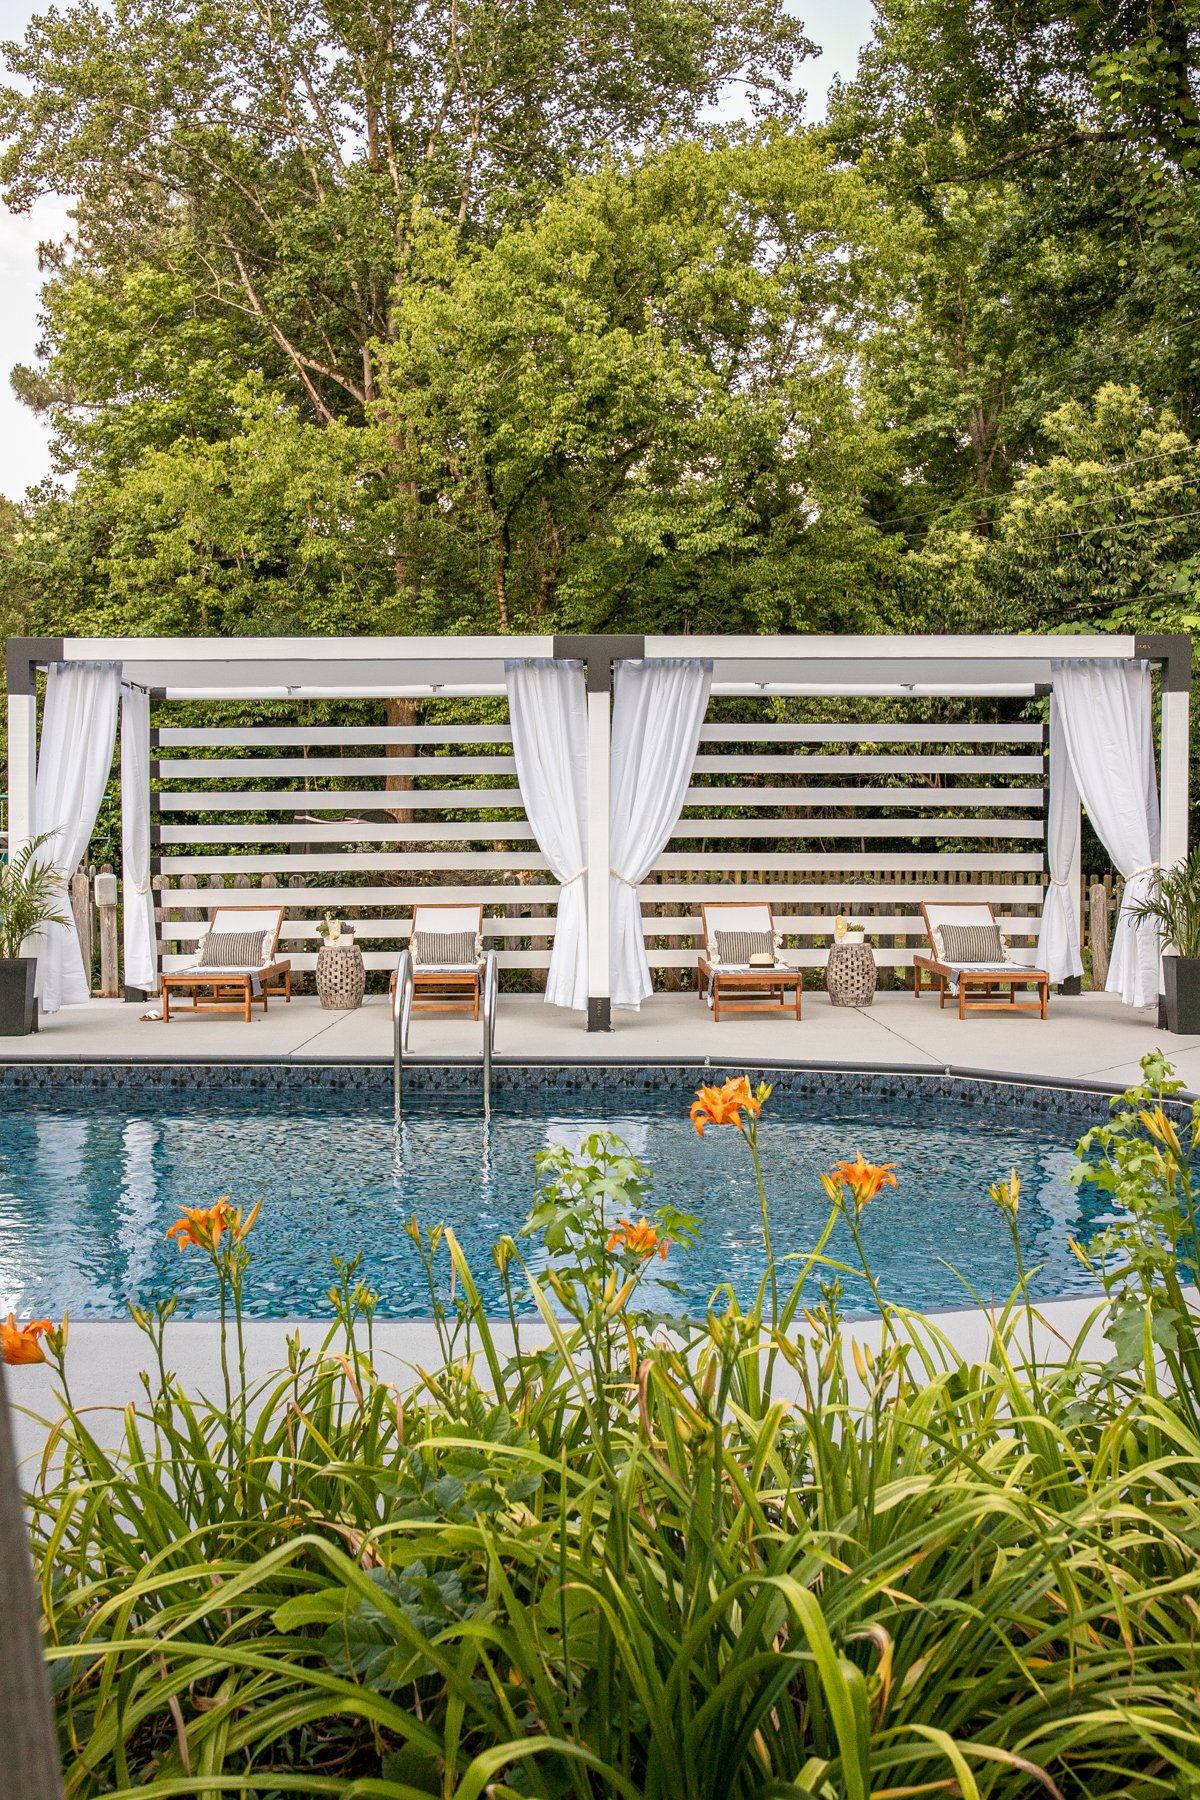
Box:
left=714, top=929, right=774, bottom=966
left=199, top=929, right=268, bottom=969
left=413, top=930, right=478, bottom=966
left=939, top=923, right=1005, bottom=964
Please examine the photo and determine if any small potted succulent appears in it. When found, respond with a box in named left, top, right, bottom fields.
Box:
left=834, top=911, right=868, bottom=947
left=316, top=911, right=354, bottom=944
left=1131, top=848, right=1200, bottom=1033
left=0, top=834, right=70, bottom=1035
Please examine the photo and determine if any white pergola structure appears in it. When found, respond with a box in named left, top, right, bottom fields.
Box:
left=5, top=631, right=1191, bottom=1028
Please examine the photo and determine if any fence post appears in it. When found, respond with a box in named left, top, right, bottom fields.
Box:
left=286, top=874, right=306, bottom=990
left=0, top=1367, right=66, bottom=1799
left=1089, top=881, right=1110, bottom=990
left=69, top=867, right=93, bottom=992
left=95, top=866, right=119, bottom=998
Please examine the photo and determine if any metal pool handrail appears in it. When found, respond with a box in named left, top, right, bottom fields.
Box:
left=482, top=949, right=498, bottom=1119
left=392, top=948, right=413, bottom=1122
left=393, top=947, right=497, bottom=1122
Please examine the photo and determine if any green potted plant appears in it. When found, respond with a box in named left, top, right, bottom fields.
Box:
left=1131, top=848, right=1200, bottom=1033
left=0, top=834, right=70, bottom=1035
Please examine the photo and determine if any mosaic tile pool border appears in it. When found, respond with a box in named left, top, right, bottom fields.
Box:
left=0, top=1058, right=1144, bottom=1131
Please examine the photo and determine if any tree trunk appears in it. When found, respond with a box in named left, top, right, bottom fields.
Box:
left=385, top=697, right=416, bottom=825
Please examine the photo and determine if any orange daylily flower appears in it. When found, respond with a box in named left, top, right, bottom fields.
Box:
left=690, top=1076, right=764, bottom=1137
left=2, top=1313, right=52, bottom=1365
left=607, top=1217, right=669, bottom=1261
left=829, top=1152, right=898, bottom=1215
left=165, top=1197, right=261, bottom=1253
left=989, top=1169, right=1021, bottom=1217
left=1140, top=1107, right=1182, bottom=1155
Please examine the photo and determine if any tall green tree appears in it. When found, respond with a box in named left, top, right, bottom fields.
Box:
left=1, top=0, right=811, bottom=461
left=6, top=134, right=899, bottom=644
left=378, top=132, right=898, bottom=635
left=831, top=0, right=1200, bottom=555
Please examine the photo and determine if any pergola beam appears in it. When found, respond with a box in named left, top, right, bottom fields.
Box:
left=6, top=631, right=1191, bottom=1031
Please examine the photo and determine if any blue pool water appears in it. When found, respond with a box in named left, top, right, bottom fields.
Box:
left=0, top=1073, right=1116, bottom=1321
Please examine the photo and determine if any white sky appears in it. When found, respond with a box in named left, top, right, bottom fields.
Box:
left=0, top=0, right=876, bottom=503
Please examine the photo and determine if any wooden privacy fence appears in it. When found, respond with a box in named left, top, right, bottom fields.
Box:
left=1083, top=872, right=1122, bottom=987
left=148, top=708, right=1050, bottom=986
left=67, top=862, right=120, bottom=997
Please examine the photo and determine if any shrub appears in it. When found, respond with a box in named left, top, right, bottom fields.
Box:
left=11, top=1062, right=1200, bottom=1797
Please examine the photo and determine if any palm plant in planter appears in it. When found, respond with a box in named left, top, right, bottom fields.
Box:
left=1131, top=848, right=1200, bottom=1032
left=0, top=834, right=70, bottom=1036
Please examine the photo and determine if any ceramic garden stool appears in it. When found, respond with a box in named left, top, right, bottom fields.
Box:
left=316, top=940, right=365, bottom=1010
left=825, top=941, right=877, bottom=1007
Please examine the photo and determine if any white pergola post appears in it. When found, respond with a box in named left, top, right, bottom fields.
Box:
left=6, top=695, right=36, bottom=862
left=1158, top=644, right=1192, bottom=1026
left=1160, top=663, right=1191, bottom=870
left=585, top=661, right=612, bottom=1032
left=5, top=642, right=44, bottom=864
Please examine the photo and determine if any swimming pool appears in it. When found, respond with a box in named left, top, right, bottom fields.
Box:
left=0, top=1066, right=1117, bottom=1321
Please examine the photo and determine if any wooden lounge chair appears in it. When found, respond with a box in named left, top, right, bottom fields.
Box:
left=695, top=901, right=801, bottom=1023
left=161, top=905, right=292, bottom=1023
left=913, top=900, right=1048, bottom=1020
left=392, top=903, right=486, bottom=1019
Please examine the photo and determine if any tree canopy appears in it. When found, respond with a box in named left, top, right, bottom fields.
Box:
left=2, top=0, right=1199, bottom=646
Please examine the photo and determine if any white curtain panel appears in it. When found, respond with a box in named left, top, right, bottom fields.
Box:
left=33, top=661, right=122, bottom=1013
left=1051, top=658, right=1161, bottom=1008
left=505, top=659, right=589, bottom=1010
left=609, top=658, right=712, bottom=1008
left=121, top=685, right=158, bottom=992
left=1035, top=693, right=1085, bottom=985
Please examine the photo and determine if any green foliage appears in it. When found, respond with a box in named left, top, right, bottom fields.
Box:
left=1131, top=848, right=1200, bottom=961
left=993, top=383, right=1200, bottom=630
left=0, top=831, right=70, bottom=959
left=1072, top=1051, right=1200, bottom=1393
left=0, top=0, right=811, bottom=442
left=19, top=1058, right=1200, bottom=1796
left=379, top=134, right=899, bottom=634
left=4, top=0, right=1200, bottom=649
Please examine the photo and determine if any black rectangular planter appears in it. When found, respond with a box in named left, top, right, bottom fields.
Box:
left=1164, top=955, right=1200, bottom=1035
left=0, top=959, right=38, bottom=1036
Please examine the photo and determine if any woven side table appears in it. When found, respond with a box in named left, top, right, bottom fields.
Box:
left=316, top=941, right=365, bottom=1010
left=825, top=941, right=876, bottom=1007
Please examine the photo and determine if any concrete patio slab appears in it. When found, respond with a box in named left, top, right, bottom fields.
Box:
left=3, top=988, right=1197, bottom=1094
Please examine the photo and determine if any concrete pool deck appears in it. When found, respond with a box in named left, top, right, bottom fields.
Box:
left=1, top=986, right=1197, bottom=1094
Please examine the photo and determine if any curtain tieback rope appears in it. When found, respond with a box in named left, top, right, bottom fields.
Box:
left=560, top=866, right=587, bottom=886
left=1048, top=877, right=1072, bottom=887
left=1125, top=862, right=1161, bottom=881
left=609, top=867, right=639, bottom=888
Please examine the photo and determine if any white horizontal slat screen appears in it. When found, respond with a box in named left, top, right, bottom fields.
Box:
left=153, top=711, right=550, bottom=974
left=638, top=715, right=1047, bottom=975
left=152, top=706, right=1047, bottom=981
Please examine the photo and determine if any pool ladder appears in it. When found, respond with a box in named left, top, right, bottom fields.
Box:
left=392, top=947, right=498, bottom=1122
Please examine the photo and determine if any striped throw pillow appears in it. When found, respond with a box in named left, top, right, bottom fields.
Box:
left=413, top=930, right=478, bottom=966
left=714, top=929, right=774, bottom=966
left=939, top=923, right=1004, bottom=964
left=199, top=929, right=267, bottom=969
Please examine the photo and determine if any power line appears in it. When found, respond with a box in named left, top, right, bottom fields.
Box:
left=875, top=443, right=1200, bottom=530
left=1025, top=505, right=1200, bottom=543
